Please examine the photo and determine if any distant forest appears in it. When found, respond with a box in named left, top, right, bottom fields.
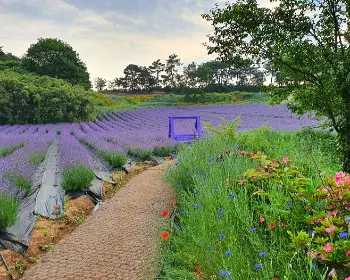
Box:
left=95, top=54, right=284, bottom=94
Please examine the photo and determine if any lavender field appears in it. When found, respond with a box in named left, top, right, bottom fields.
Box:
left=0, top=103, right=317, bottom=184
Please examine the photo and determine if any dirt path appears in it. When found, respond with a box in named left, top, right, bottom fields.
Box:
left=22, top=162, right=174, bottom=280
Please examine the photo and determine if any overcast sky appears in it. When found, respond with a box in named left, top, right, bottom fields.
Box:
left=0, top=0, right=275, bottom=82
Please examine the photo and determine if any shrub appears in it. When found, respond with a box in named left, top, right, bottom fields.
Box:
left=101, top=151, right=127, bottom=168
left=153, top=145, right=178, bottom=157
left=128, top=147, right=153, bottom=160
left=0, top=195, right=18, bottom=232
left=0, top=70, right=94, bottom=124
left=61, top=165, right=95, bottom=192
left=30, top=150, right=46, bottom=165
left=2, top=173, right=32, bottom=198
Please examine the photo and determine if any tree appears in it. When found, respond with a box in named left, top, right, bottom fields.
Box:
left=162, top=54, right=182, bottom=88
left=203, top=1, right=350, bottom=172
left=196, top=62, right=214, bottom=87
left=94, top=77, right=107, bottom=92
left=23, top=38, right=91, bottom=89
left=148, top=59, right=165, bottom=88
left=183, top=62, right=198, bottom=88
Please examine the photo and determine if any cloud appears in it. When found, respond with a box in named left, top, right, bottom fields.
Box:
left=0, top=0, right=275, bottom=82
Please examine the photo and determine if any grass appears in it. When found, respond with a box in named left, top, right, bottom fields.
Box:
left=0, top=143, right=24, bottom=157
left=30, top=150, right=46, bottom=165
left=61, top=165, right=95, bottom=192
left=158, top=123, right=343, bottom=280
left=101, top=151, right=127, bottom=168
left=128, top=147, right=153, bottom=161
left=0, top=194, right=18, bottom=232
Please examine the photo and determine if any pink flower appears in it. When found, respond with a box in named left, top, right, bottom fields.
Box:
left=323, top=243, right=333, bottom=253
left=325, top=225, right=336, bottom=235
left=259, top=217, right=265, bottom=224
left=269, top=222, right=276, bottom=230
left=271, top=161, right=279, bottom=167
left=328, top=268, right=337, bottom=278
left=345, top=276, right=350, bottom=280
left=346, top=250, right=350, bottom=257
left=283, top=156, right=290, bottom=164
left=319, top=254, right=325, bottom=260
left=307, top=251, right=318, bottom=259
left=335, top=171, right=345, bottom=186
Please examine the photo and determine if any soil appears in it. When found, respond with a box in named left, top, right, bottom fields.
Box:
left=0, top=161, right=173, bottom=280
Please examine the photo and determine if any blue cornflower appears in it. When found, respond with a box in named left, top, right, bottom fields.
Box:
left=218, top=208, right=224, bottom=215
left=286, top=201, right=292, bottom=207
left=252, top=227, right=257, bottom=233
left=220, top=270, right=227, bottom=277
left=179, top=211, right=184, bottom=216
left=228, top=194, right=236, bottom=199
left=284, top=149, right=288, bottom=153
left=199, top=171, right=204, bottom=175
left=346, top=217, right=350, bottom=224
left=259, top=252, right=267, bottom=257
left=200, top=241, right=205, bottom=246
left=312, top=263, right=317, bottom=270
left=254, top=264, right=262, bottom=269
left=339, top=232, right=348, bottom=239
left=225, top=251, right=231, bottom=256
left=208, top=157, right=214, bottom=163
left=214, top=186, right=219, bottom=191
left=177, top=184, right=182, bottom=188
left=196, top=189, right=201, bottom=194
left=272, top=145, right=276, bottom=150
left=194, top=203, right=200, bottom=209
left=308, top=230, right=314, bottom=236
left=236, top=145, right=240, bottom=149
left=230, top=164, right=235, bottom=168
left=219, top=234, right=225, bottom=239
left=227, top=273, right=232, bottom=279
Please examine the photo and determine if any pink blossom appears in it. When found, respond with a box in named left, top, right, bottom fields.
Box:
left=323, top=243, right=333, bottom=253
left=345, top=276, right=350, bottom=280
left=328, top=268, right=337, bottom=278
left=283, top=156, right=290, bottom=164
left=319, top=254, right=325, bottom=260
left=307, top=251, right=318, bottom=259
left=346, top=250, right=350, bottom=257
left=325, top=225, right=336, bottom=235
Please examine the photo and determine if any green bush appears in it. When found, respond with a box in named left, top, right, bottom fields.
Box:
left=61, top=165, right=95, bottom=192
left=153, top=145, right=178, bottom=157
left=128, top=147, right=153, bottom=160
left=0, top=195, right=18, bottom=233
left=30, top=150, right=46, bottom=165
left=0, top=70, right=94, bottom=124
left=101, top=151, right=127, bottom=168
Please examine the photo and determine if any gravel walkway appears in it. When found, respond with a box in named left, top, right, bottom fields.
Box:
left=23, top=162, right=173, bottom=280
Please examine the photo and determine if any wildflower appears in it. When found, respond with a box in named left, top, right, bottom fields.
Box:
left=339, top=232, right=348, bottom=239
left=230, top=164, right=235, bottom=168
left=219, top=234, right=225, bottom=239
left=254, top=264, right=262, bottom=269
left=307, top=251, right=318, bottom=259
left=200, top=241, right=205, bottom=246
left=161, top=232, right=170, bottom=239
left=228, top=194, right=236, bottom=198
left=345, top=277, right=350, bottom=280
left=286, top=201, right=292, bottom=207
left=328, top=268, right=337, bottom=278
left=269, top=222, right=276, bottom=230
left=250, top=152, right=256, bottom=157
left=259, top=252, right=267, bottom=257
left=325, top=225, right=336, bottom=235
left=162, top=210, right=169, bottom=217
left=179, top=210, right=184, bottom=216
left=259, top=217, right=265, bottom=224
left=280, top=222, right=288, bottom=227
left=283, top=156, right=290, bottom=164
left=319, top=254, right=325, bottom=260
left=208, top=157, right=214, bottom=163
left=195, top=272, right=201, bottom=277
left=214, top=186, right=219, bottom=191
left=323, top=243, right=333, bottom=253
left=195, top=265, right=200, bottom=271
left=220, top=270, right=227, bottom=277
left=312, top=263, right=318, bottom=270
left=308, top=230, right=314, bottom=236
left=346, top=217, right=350, bottom=224
left=272, top=145, right=276, bottom=149
left=346, top=250, right=350, bottom=257
left=252, top=227, right=257, bottom=233
left=195, top=203, right=200, bottom=209
left=270, top=161, right=279, bottom=167
left=225, top=251, right=231, bottom=256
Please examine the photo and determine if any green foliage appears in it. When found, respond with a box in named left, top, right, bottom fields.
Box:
left=0, top=143, right=24, bottom=157
left=61, top=165, right=95, bottom=192
left=128, top=147, right=153, bottom=160
left=23, top=38, right=91, bottom=89
left=0, top=70, right=94, bottom=124
left=101, top=151, right=127, bottom=168
left=0, top=195, right=18, bottom=232
left=30, top=150, right=46, bottom=165
left=153, top=145, right=178, bottom=157
left=161, top=122, right=344, bottom=279
left=202, top=1, right=350, bottom=172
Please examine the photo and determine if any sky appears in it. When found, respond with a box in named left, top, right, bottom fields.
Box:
left=0, top=0, right=276, bottom=82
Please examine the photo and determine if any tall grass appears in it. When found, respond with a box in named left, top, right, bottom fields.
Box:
left=159, top=124, right=341, bottom=279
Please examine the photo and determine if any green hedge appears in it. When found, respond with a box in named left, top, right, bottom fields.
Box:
left=0, top=71, right=94, bottom=124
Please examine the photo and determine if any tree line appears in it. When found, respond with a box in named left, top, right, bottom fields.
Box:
left=94, top=54, right=284, bottom=93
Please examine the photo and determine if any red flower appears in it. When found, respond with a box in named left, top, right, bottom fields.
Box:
left=195, top=265, right=200, bottom=271
left=346, top=250, right=350, bottom=257
left=162, top=210, right=169, bottom=217
left=195, top=272, right=202, bottom=277
left=280, top=222, right=288, bottom=227
left=269, top=222, right=276, bottom=230
left=250, top=152, right=256, bottom=157
left=161, top=232, right=170, bottom=239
